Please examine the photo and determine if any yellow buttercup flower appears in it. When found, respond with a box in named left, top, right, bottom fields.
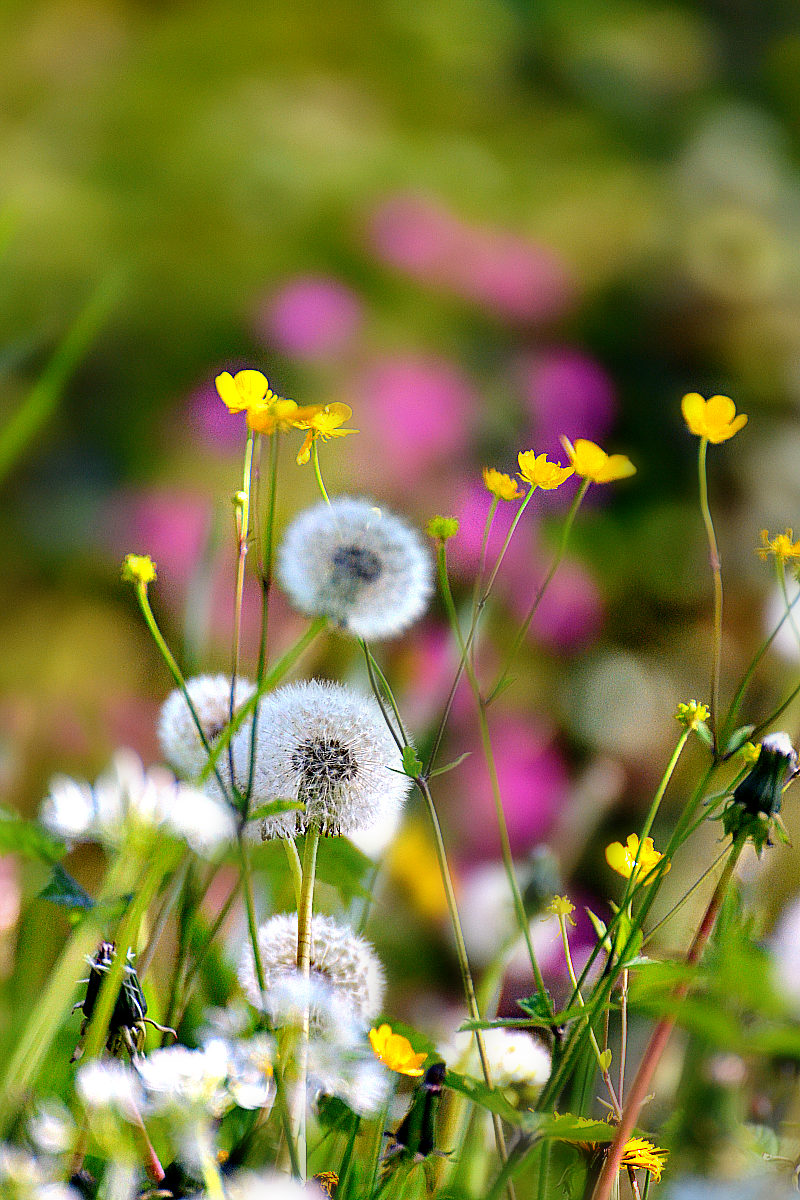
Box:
left=674, top=700, right=710, bottom=731
left=369, top=1024, right=427, bottom=1076
left=295, top=402, right=357, bottom=465
left=483, top=467, right=524, bottom=501
left=517, top=450, right=574, bottom=490
left=681, top=392, right=747, bottom=443
left=215, top=369, right=272, bottom=415
left=547, top=895, right=576, bottom=924
left=758, top=528, right=800, bottom=564
left=121, top=553, right=157, bottom=586
left=559, top=437, right=636, bottom=484
left=605, top=834, right=669, bottom=885
left=247, top=395, right=304, bottom=435
left=619, top=1137, right=668, bottom=1182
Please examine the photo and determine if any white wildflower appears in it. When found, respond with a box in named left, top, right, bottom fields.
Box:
left=223, top=679, right=410, bottom=838
left=238, top=913, right=385, bottom=1028
left=277, top=496, right=433, bottom=639
left=446, top=1027, right=550, bottom=1103
left=224, top=1035, right=275, bottom=1110
left=136, top=1040, right=231, bottom=1118
left=158, top=674, right=256, bottom=779
left=75, top=1059, right=143, bottom=1115
left=40, top=750, right=236, bottom=857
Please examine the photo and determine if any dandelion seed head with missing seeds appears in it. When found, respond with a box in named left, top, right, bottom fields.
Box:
left=238, top=912, right=385, bottom=1029
left=277, top=496, right=433, bottom=639
left=223, top=679, right=410, bottom=838
left=158, top=675, right=256, bottom=779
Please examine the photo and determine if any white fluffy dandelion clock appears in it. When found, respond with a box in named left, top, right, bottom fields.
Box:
left=158, top=674, right=256, bottom=779
left=238, top=913, right=385, bottom=1029
left=233, top=679, right=411, bottom=838
left=276, top=496, right=433, bottom=639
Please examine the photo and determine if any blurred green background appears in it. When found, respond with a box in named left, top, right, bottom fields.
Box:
left=4, top=0, right=800, bottom=1082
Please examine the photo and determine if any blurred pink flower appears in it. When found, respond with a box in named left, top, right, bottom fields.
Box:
left=368, top=193, right=573, bottom=321
left=257, top=275, right=363, bottom=360
left=454, top=716, right=568, bottom=859
left=519, top=349, right=617, bottom=458
left=356, top=356, right=477, bottom=483
left=447, top=483, right=536, bottom=582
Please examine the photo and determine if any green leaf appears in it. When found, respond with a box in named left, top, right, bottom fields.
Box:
left=38, top=863, right=95, bottom=910
left=444, top=1071, right=535, bottom=1127
left=315, top=836, right=375, bottom=901
left=695, top=722, right=715, bottom=749
left=0, top=810, right=65, bottom=863
left=534, top=1113, right=617, bottom=1143
left=401, top=745, right=423, bottom=777
left=247, top=799, right=305, bottom=822
left=427, top=752, right=471, bottom=779
left=597, top=1048, right=612, bottom=1072
left=516, top=991, right=555, bottom=1022
left=724, top=725, right=756, bottom=757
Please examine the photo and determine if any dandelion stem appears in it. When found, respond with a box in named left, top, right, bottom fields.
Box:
left=360, top=639, right=407, bottom=750
left=413, top=775, right=515, bottom=1198
left=486, top=479, right=589, bottom=705
left=295, top=824, right=321, bottom=1182
left=283, top=836, right=304, bottom=912
left=591, top=837, right=744, bottom=1200
left=248, top=430, right=281, bottom=803
left=697, top=437, right=723, bottom=749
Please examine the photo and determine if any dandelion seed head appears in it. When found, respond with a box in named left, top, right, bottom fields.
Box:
left=223, top=679, right=410, bottom=837
left=158, top=675, right=256, bottom=779
left=238, top=913, right=385, bottom=1029
left=137, top=1041, right=232, bottom=1119
left=277, top=497, right=433, bottom=639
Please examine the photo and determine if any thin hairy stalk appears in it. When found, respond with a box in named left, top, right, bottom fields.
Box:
left=696, top=438, right=723, bottom=748
left=437, top=541, right=552, bottom=1012
left=721, top=586, right=800, bottom=744
left=618, top=968, right=629, bottom=1105
left=311, top=439, right=331, bottom=505
left=557, top=911, right=620, bottom=1116
left=283, top=836, right=304, bottom=912
left=591, top=837, right=744, bottom=1200
left=137, top=853, right=191, bottom=980
left=229, top=430, right=255, bottom=792
left=360, top=639, right=407, bottom=749
left=133, top=579, right=232, bottom=803
left=200, top=617, right=327, bottom=783
left=413, top=776, right=514, bottom=1197
left=486, top=479, right=589, bottom=705
left=248, top=431, right=281, bottom=801
left=295, top=824, right=321, bottom=1181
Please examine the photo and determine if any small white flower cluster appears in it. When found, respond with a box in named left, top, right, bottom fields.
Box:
left=40, top=749, right=236, bottom=857
left=277, top=496, right=433, bottom=640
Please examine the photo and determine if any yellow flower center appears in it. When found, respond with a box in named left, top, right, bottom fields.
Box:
left=517, top=450, right=574, bottom=490
left=758, top=528, right=800, bottom=564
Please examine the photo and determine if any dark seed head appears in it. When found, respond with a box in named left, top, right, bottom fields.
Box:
left=292, top=738, right=358, bottom=792
left=332, top=544, right=382, bottom=584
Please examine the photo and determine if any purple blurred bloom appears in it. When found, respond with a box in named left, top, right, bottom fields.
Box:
left=447, top=483, right=535, bottom=581
left=519, top=349, right=617, bottom=459
left=368, top=193, right=573, bottom=322
left=185, top=377, right=246, bottom=452
left=105, top=490, right=211, bottom=589
left=512, top=557, right=605, bottom=654
left=257, top=275, right=363, bottom=360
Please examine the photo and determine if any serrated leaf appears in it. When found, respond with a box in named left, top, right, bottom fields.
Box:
left=534, top=1113, right=617, bottom=1143
left=247, top=799, right=305, bottom=822
left=0, top=810, right=64, bottom=862
left=516, top=991, right=555, bottom=1022
left=428, top=752, right=471, bottom=779
left=38, top=863, right=95, bottom=910
left=401, top=745, right=423, bottom=777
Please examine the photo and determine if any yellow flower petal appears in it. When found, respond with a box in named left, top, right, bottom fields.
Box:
left=560, top=438, right=635, bottom=484
left=680, top=392, right=747, bottom=443
left=483, top=467, right=524, bottom=501
left=517, top=450, right=574, bottom=490
left=369, top=1024, right=427, bottom=1076
left=605, top=833, right=669, bottom=885
left=215, top=369, right=270, bottom=414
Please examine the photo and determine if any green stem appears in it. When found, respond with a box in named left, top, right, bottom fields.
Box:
left=591, top=838, right=745, bottom=1200
left=414, top=776, right=514, bottom=1196
left=721, top=586, right=800, bottom=744
left=697, top=438, right=723, bottom=749
left=295, top=824, right=321, bottom=1182
left=558, top=913, right=620, bottom=1114
left=248, top=431, right=281, bottom=802
left=437, top=542, right=552, bottom=1013
left=311, top=440, right=331, bottom=505
left=283, top=837, right=304, bottom=912
left=134, top=581, right=231, bottom=803
left=360, top=640, right=408, bottom=750
left=229, top=430, right=255, bottom=794
left=486, top=480, right=589, bottom=705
